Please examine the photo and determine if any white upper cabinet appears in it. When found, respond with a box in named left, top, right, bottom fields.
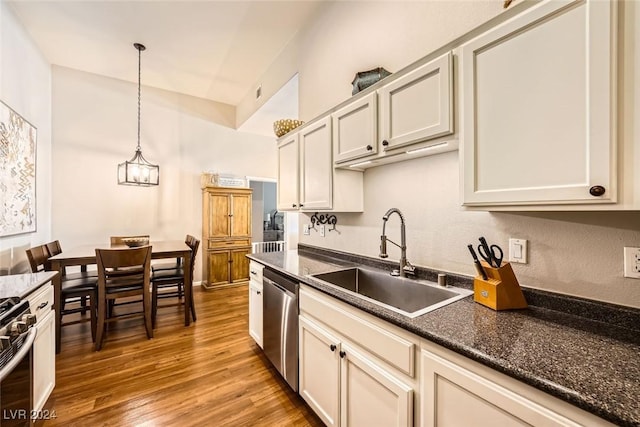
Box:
left=333, top=92, right=378, bottom=164
left=276, top=133, right=299, bottom=210
left=379, top=51, right=454, bottom=153
left=332, top=52, right=457, bottom=169
left=276, top=118, right=364, bottom=212
left=300, top=117, right=333, bottom=210
left=460, top=0, right=617, bottom=207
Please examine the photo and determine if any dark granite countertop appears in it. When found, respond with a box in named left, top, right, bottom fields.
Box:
left=0, top=271, right=58, bottom=300
left=248, top=247, right=640, bottom=427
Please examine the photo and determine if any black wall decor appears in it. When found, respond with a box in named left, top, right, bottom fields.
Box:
left=311, top=212, right=338, bottom=232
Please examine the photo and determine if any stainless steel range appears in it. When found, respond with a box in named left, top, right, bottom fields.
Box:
left=0, top=297, right=36, bottom=427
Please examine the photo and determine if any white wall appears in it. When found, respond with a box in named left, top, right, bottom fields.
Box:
left=268, top=1, right=640, bottom=308
left=51, top=66, right=276, bottom=281
left=0, top=3, right=52, bottom=274
left=296, top=1, right=502, bottom=119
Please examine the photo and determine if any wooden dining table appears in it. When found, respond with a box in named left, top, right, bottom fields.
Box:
left=49, top=240, right=193, bottom=353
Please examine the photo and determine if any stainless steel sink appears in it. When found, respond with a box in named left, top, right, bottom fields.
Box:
left=311, top=267, right=473, bottom=318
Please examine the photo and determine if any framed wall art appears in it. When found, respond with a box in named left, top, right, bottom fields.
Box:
left=0, top=100, right=37, bottom=237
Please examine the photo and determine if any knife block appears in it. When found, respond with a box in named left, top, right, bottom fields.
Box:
left=473, top=261, right=527, bottom=310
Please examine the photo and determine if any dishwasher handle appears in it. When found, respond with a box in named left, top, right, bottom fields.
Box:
left=263, top=277, right=296, bottom=299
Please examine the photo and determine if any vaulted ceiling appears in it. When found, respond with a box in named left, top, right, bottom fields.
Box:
left=8, top=1, right=322, bottom=110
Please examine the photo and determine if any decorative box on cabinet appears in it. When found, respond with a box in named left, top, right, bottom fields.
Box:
left=460, top=0, right=617, bottom=207
left=202, top=186, right=252, bottom=289
left=277, top=117, right=364, bottom=212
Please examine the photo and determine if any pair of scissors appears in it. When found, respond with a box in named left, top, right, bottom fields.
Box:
left=478, top=237, right=503, bottom=268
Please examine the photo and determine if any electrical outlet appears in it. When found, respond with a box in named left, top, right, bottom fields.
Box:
left=303, top=224, right=310, bottom=235
left=508, top=238, right=528, bottom=264
left=623, top=247, right=640, bottom=279
left=319, top=225, right=326, bottom=237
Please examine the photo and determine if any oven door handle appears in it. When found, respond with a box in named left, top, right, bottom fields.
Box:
left=0, top=327, right=37, bottom=383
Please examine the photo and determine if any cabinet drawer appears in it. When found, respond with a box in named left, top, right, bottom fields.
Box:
left=208, top=238, right=250, bottom=249
left=300, top=287, right=415, bottom=377
left=27, top=284, right=54, bottom=321
left=249, top=261, right=264, bottom=283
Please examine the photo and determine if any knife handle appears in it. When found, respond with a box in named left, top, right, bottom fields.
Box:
left=468, top=244, right=488, bottom=280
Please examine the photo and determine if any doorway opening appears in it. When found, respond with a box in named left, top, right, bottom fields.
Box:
left=248, top=178, right=297, bottom=253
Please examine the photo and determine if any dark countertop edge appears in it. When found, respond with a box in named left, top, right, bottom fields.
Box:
left=247, top=248, right=638, bottom=427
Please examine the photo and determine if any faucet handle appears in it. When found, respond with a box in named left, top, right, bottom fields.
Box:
left=403, top=261, right=416, bottom=275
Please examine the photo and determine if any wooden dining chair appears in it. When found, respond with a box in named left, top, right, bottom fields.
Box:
left=26, top=244, right=50, bottom=273
left=150, top=236, right=199, bottom=328
left=95, top=245, right=153, bottom=351
left=46, top=240, right=97, bottom=314
left=150, top=234, right=196, bottom=294
left=27, top=243, right=98, bottom=345
left=110, top=235, right=150, bottom=245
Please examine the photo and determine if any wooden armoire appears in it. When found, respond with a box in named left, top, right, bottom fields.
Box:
left=202, top=186, right=252, bottom=289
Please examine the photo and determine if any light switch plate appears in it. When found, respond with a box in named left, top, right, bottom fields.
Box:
left=623, top=247, right=640, bottom=279
left=319, top=225, right=326, bottom=237
left=509, top=238, right=528, bottom=264
left=303, top=224, right=310, bottom=235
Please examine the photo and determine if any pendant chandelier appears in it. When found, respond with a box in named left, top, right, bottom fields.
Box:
left=118, top=42, right=159, bottom=186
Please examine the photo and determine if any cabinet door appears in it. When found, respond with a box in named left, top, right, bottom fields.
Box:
left=207, top=193, right=231, bottom=238
left=421, top=349, right=581, bottom=427
left=277, top=133, right=300, bottom=210
left=230, top=193, right=251, bottom=238
left=248, top=280, right=263, bottom=348
left=300, top=116, right=333, bottom=210
left=33, top=308, right=55, bottom=412
left=333, top=92, right=378, bottom=163
left=207, top=250, right=231, bottom=286
left=299, top=317, right=341, bottom=427
left=460, top=0, right=616, bottom=206
left=340, top=343, right=413, bottom=427
left=230, top=248, right=250, bottom=283
left=379, top=52, right=453, bottom=152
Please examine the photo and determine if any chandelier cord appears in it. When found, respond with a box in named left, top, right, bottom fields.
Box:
left=137, top=45, right=142, bottom=152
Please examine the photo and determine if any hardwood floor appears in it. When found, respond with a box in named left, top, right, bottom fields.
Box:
left=46, top=284, right=324, bottom=427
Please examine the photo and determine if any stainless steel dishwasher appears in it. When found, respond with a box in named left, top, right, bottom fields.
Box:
left=262, top=268, right=299, bottom=392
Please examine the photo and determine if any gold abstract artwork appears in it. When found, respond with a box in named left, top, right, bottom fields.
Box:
left=0, top=100, right=36, bottom=237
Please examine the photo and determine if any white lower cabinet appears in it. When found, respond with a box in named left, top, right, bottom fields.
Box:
left=33, top=308, right=55, bottom=412
left=299, top=286, right=415, bottom=427
left=248, top=261, right=264, bottom=348
left=299, top=316, right=341, bottom=427
left=299, top=316, right=413, bottom=427
left=340, top=342, right=413, bottom=427
left=28, top=283, right=56, bottom=413
left=420, top=345, right=615, bottom=427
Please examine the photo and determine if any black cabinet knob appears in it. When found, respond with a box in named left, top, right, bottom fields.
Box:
left=300, top=204, right=304, bottom=207
left=292, top=204, right=297, bottom=208
left=339, top=351, right=346, bottom=358
left=382, top=140, right=389, bottom=146
left=256, top=291, right=261, bottom=295
left=366, top=145, right=373, bottom=151
left=330, top=344, right=336, bottom=352
left=589, top=186, right=606, bottom=197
